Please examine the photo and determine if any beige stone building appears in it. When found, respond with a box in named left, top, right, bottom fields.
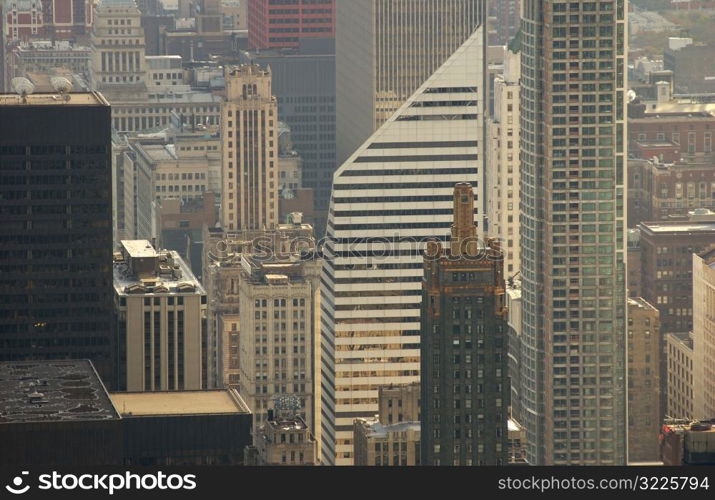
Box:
left=221, top=64, right=279, bottom=231
left=237, top=254, right=321, bottom=435
left=627, top=298, right=662, bottom=463
left=353, top=418, right=421, bottom=466
left=693, top=247, right=715, bottom=420
left=378, top=383, right=420, bottom=425
left=113, top=240, right=207, bottom=392
left=666, top=331, right=694, bottom=420
left=246, top=407, right=318, bottom=466
left=487, top=47, right=521, bottom=277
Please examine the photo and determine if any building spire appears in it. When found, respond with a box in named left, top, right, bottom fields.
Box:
left=451, top=183, right=477, bottom=257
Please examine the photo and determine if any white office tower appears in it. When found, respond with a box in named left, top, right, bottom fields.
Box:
left=320, top=28, right=486, bottom=465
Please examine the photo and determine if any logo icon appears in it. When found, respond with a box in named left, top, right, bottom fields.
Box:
left=5, top=472, right=30, bottom=495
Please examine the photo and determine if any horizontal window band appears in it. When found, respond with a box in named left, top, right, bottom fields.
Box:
left=332, top=222, right=455, bottom=230
left=341, top=167, right=477, bottom=177
left=396, top=114, right=478, bottom=121
left=353, top=154, right=478, bottom=163
left=332, top=195, right=454, bottom=203
left=367, top=141, right=478, bottom=149
left=333, top=181, right=478, bottom=191
left=332, top=208, right=477, bottom=217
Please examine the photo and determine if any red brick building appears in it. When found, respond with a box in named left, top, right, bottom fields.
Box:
left=629, top=109, right=715, bottom=163
left=628, top=158, right=715, bottom=227
left=248, top=0, right=334, bottom=50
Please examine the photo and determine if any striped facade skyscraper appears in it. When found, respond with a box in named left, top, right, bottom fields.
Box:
left=321, top=27, right=486, bottom=465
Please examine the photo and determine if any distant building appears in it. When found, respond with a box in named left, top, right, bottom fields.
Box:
left=693, top=246, right=715, bottom=420
left=664, top=40, right=715, bottom=94
left=420, top=183, right=510, bottom=466
left=248, top=0, right=334, bottom=50
left=237, top=253, right=321, bottom=433
left=661, top=420, right=715, bottom=466
left=5, top=40, right=91, bottom=88
left=0, top=91, right=115, bottom=387
left=627, top=298, right=662, bottom=463
left=353, top=418, right=421, bottom=466
left=627, top=158, right=715, bottom=227
left=666, top=331, right=694, bottom=420
left=113, top=240, right=208, bottom=391
left=506, top=281, right=523, bottom=424
left=111, top=389, right=252, bottom=465
left=491, top=0, right=519, bottom=45
left=246, top=404, right=318, bottom=465
left=335, top=0, right=484, bottom=164
left=221, top=64, right=279, bottom=231
left=508, top=418, right=527, bottom=464
left=638, top=218, right=715, bottom=334
left=378, top=383, right=420, bottom=425
left=0, top=360, right=253, bottom=466
left=627, top=229, right=642, bottom=297
left=487, top=47, right=520, bottom=276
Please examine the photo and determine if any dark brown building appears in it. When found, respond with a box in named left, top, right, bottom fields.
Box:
left=628, top=158, right=715, bottom=227
left=420, top=183, right=509, bottom=466
left=639, top=219, right=715, bottom=334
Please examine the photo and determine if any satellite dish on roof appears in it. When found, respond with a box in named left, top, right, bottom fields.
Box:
left=11, top=77, right=35, bottom=102
left=51, top=76, right=73, bottom=100
left=627, top=89, right=637, bottom=103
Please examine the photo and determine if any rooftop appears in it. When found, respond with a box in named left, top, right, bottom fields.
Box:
left=110, top=390, right=250, bottom=416
left=628, top=297, right=658, bottom=312
left=639, top=221, right=715, bottom=234
left=356, top=417, right=421, bottom=438
left=0, top=360, right=119, bottom=424
left=121, top=240, right=157, bottom=259
left=0, top=92, right=109, bottom=106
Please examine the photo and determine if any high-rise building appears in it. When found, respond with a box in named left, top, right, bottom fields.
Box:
left=237, top=254, right=321, bottom=434
left=487, top=46, right=521, bottom=277
left=221, top=64, right=279, bottom=231
left=626, top=297, right=661, bottom=463
left=90, top=0, right=148, bottom=102
left=113, top=240, right=208, bottom=391
left=0, top=90, right=115, bottom=387
left=353, top=417, right=421, bottom=466
left=335, top=0, right=485, bottom=164
left=491, top=0, right=520, bottom=45
left=666, top=331, right=694, bottom=420
left=638, top=218, right=715, bottom=334
left=378, top=382, right=420, bottom=425
left=420, top=183, right=509, bottom=466
left=321, top=28, right=486, bottom=465
left=518, top=0, right=628, bottom=465
left=247, top=0, right=335, bottom=50
left=693, top=246, right=715, bottom=420
left=241, top=38, right=336, bottom=235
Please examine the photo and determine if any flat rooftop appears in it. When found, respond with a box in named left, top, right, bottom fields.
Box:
left=0, top=92, right=109, bottom=106
left=639, top=221, right=715, bottom=234
left=121, top=240, right=158, bottom=259
left=0, top=360, right=119, bottom=424
left=110, top=390, right=250, bottom=416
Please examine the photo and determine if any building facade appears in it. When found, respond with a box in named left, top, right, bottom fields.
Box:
left=113, top=240, right=207, bottom=392
left=247, top=0, right=334, bottom=50
left=627, top=297, right=661, bottom=463
left=420, top=183, right=509, bottom=466
left=638, top=219, right=715, bottom=334
left=321, top=29, right=486, bottom=465
left=0, top=91, right=115, bottom=387
left=693, top=247, right=715, bottom=420
left=221, top=64, right=279, bottom=231
left=353, top=418, right=421, bottom=466
left=666, top=331, right=694, bottom=420
left=238, top=255, right=321, bottom=434
left=518, top=0, right=628, bottom=465
left=335, top=0, right=485, bottom=164
left=487, top=47, right=521, bottom=277
left=247, top=406, right=318, bottom=465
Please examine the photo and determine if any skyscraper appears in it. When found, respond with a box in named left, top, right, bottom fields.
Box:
left=221, top=64, right=279, bottom=231
left=518, top=0, right=628, bottom=465
left=420, top=183, right=510, bottom=466
left=321, top=27, right=486, bottom=465
left=335, top=0, right=484, bottom=164
left=0, top=90, right=115, bottom=386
